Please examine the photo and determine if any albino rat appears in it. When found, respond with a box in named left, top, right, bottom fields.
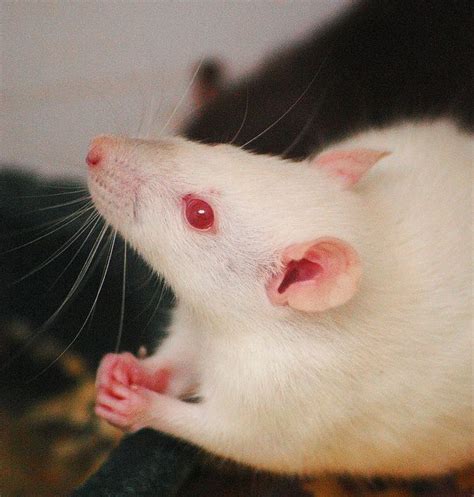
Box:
left=88, top=120, right=472, bottom=477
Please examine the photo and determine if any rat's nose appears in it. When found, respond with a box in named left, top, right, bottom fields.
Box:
left=86, top=135, right=116, bottom=168
left=86, top=147, right=102, bottom=168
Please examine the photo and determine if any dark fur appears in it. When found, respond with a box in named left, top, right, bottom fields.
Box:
left=184, top=0, right=472, bottom=158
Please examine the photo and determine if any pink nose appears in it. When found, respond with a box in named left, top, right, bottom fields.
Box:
left=86, top=147, right=102, bottom=167
left=86, top=135, right=116, bottom=168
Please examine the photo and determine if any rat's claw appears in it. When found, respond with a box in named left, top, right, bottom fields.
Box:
left=95, top=404, right=130, bottom=429
left=110, top=382, right=137, bottom=399
left=96, top=381, right=152, bottom=431
left=96, top=353, right=120, bottom=388
left=96, top=387, right=126, bottom=411
left=96, top=351, right=140, bottom=389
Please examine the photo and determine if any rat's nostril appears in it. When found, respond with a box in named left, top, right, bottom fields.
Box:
left=86, top=135, right=119, bottom=169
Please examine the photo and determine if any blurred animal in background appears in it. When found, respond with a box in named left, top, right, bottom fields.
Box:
left=184, top=0, right=472, bottom=156
left=191, top=58, right=226, bottom=110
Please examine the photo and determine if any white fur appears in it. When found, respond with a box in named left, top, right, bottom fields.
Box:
left=89, top=120, right=473, bottom=477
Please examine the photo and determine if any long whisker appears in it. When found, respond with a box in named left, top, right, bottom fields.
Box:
left=24, top=184, right=88, bottom=190
left=143, top=58, right=172, bottom=139
left=154, top=276, right=169, bottom=313
left=134, top=53, right=162, bottom=138
left=11, top=210, right=100, bottom=285
left=140, top=276, right=169, bottom=334
left=240, top=54, right=329, bottom=150
left=0, top=203, right=93, bottom=240
left=281, top=112, right=317, bottom=158
left=158, top=57, right=204, bottom=137
left=133, top=33, right=167, bottom=139
left=143, top=69, right=169, bottom=139
left=0, top=222, right=110, bottom=373
left=46, top=223, right=110, bottom=323
left=48, top=213, right=103, bottom=290
left=115, top=238, right=127, bottom=352
left=30, top=195, right=91, bottom=213
left=138, top=91, right=157, bottom=138
left=281, top=85, right=329, bottom=158
left=14, top=188, right=88, bottom=199
left=131, top=273, right=163, bottom=321
left=133, top=266, right=157, bottom=293
left=25, top=229, right=118, bottom=382
left=229, top=85, right=249, bottom=145
left=1, top=203, right=95, bottom=254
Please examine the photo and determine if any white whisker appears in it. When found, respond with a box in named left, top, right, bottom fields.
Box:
left=14, top=188, right=88, bottom=199
left=281, top=84, right=329, bottom=158
left=140, top=276, right=169, bottom=335
left=1, top=203, right=95, bottom=254
left=144, top=79, right=168, bottom=139
left=31, top=195, right=91, bottom=212
left=115, top=238, right=127, bottom=353
left=131, top=274, right=163, bottom=321
left=11, top=210, right=100, bottom=285
left=0, top=221, right=110, bottom=373
left=158, top=57, right=204, bottom=138
left=0, top=204, right=91, bottom=240
left=241, top=54, right=329, bottom=150
left=48, top=213, right=103, bottom=290
left=229, top=85, right=249, bottom=145
left=26, top=229, right=118, bottom=382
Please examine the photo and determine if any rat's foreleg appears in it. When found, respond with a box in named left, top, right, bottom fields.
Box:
left=140, top=314, right=200, bottom=398
left=96, top=307, right=200, bottom=409
left=95, top=383, right=203, bottom=435
left=96, top=385, right=281, bottom=469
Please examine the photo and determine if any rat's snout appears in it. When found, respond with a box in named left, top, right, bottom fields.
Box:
left=86, top=135, right=119, bottom=169
left=87, top=134, right=149, bottom=227
left=87, top=134, right=175, bottom=228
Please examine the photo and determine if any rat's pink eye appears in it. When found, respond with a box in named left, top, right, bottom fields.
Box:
left=183, top=195, right=215, bottom=231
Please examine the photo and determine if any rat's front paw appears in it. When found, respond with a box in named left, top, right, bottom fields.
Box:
left=95, top=382, right=154, bottom=431
left=96, top=352, right=137, bottom=388
left=96, top=352, right=170, bottom=393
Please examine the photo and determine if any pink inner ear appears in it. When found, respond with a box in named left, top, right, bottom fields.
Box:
left=277, top=259, right=322, bottom=294
left=313, top=148, right=389, bottom=187
left=267, top=238, right=361, bottom=313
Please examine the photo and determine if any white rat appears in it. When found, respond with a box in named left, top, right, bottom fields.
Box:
left=88, top=120, right=472, bottom=477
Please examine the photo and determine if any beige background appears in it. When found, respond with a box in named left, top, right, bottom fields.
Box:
left=1, top=0, right=349, bottom=178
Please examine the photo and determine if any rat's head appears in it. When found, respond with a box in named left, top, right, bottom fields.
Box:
left=87, top=135, right=387, bottom=317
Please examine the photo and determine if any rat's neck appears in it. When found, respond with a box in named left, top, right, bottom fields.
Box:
left=174, top=294, right=351, bottom=342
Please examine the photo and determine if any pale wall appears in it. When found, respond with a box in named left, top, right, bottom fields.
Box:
left=1, top=1, right=349, bottom=178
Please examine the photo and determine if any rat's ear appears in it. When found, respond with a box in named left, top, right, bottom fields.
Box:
left=266, top=238, right=361, bottom=312
left=312, top=148, right=389, bottom=187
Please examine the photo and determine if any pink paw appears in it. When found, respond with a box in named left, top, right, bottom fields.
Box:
left=95, top=352, right=171, bottom=431
left=95, top=382, right=152, bottom=431
left=96, top=352, right=170, bottom=393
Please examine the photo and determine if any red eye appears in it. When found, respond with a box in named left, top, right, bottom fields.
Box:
left=183, top=195, right=215, bottom=231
